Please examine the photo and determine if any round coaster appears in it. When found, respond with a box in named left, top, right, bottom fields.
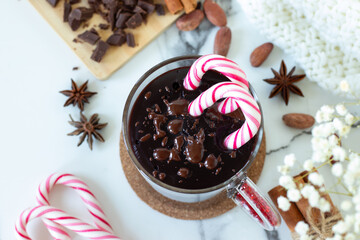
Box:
left=119, top=132, right=266, bottom=220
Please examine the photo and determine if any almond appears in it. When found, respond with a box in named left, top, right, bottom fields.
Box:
left=214, top=26, right=231, bottom=57
left=203, top=0, right=227, bottom=27
left=282, top=113, right=315, bottom=129
left=176, top=10, right=204, bottom=31
left=250, top=42, right=273, bottom=67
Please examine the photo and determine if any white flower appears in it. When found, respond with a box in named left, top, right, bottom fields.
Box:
left=303, top=159, right=314, bottom=171
left=287, top=188, right=301, bottom=202
left=295, top=221, right=309, bottom=235
left=308, top=190, right=320, bottom=207
left=321, top=105, right=335, bottom=114
left=308, top=172, right=324, bottom=186
left=301, top=185, right=316, bottom=199
left=340, top=80, right=350, bottom=92
left=311, top=137, right=330, bottom=152
left=279, top=175, right=296, bottom=189
left=345, top=113, right=355, bottom=125
left=344, top=233, right=356, bottom=240
left=341, top=200, right=353, bottom=211
left=328, top=234, right=344, bottom=240
left=331, top=163, right=343, bottom=177
left=332, top=146, right=347, bottom=162
left=312, top=122, right=334, bottom=137
left=284, top=153, right=296, bottom=167
left=333, top=220, right=350, bottom=234
left=336, top=104, right=348, bottom=116
left=349, top=152, right=360, bottom=162
left=299, top=236, right=311, bottom=240
left=333, top=118, right=344, bottom=131
left=277, top=165, right=289, bottom=175
left=353, top=194, right=360, bottom=205
left=318, top=198, right=330, bottom=212
left=328, top=134, right=340, bottom=146
left=312, top=151, right=327, bottom=163
left=277, top=196, right=291, bottom=211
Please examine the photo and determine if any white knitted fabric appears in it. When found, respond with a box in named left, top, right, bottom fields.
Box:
left=239, top=0, right=360, bottom=98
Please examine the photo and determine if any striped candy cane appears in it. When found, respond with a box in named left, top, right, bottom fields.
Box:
left=183, top=54, right=249, bottom=91
left=15, top=173, right=120, bottom=240
left=188, top=82, right=261, bottom=150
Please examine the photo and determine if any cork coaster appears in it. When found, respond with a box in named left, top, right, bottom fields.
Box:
left=119, top=132, right=266, bottom=220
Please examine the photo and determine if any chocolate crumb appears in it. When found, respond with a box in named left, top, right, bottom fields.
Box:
left=139, top=133, right=151, bottom=142
left=177, top=168, right=189, bottom=178
left=135, top=121, right=140, bottom=127
left=126, top=33, right=135, bottom=47
left=159, top=173, right=166, bottom=180
left=91, top=41, right=109, bottom=62
left=144, top=91, right=152, bottom=100
left=154, top=104, right=161, bottom=113
left=208, top=132, right=215, bottom=137
left=152, top=170, right=158, bottom=177
left=165, top=86, right=170, bottom=92
left=229, top=151, right=236, bottom=158
left=178, top=180, right=184, bottom=183
left=138, top=130, right=144, bottom=133
left=72, top=66, right=79, bottom=71
left=161, top=137, right=168, bottom=147
left=232, top=169, right=236, bottom=173
left=204, top=154, right=219, bottom=170
left=215, top=167, right=222, bottom=175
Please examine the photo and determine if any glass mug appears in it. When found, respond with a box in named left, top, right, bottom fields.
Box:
left=122, top=56, right=281, bottom=230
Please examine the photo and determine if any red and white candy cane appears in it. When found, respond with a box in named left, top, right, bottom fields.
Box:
left=183, top=54, right=249, bottom=91
left=15, top=173, right=120, bottom=240
left=187, top=82, right=261, bottom=150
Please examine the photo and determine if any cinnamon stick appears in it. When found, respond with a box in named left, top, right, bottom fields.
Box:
left=164, top=0, right=183, bottom=14
left=180, top=0, right=197, bottom=13
left=268, top=185, right=305, bottom=232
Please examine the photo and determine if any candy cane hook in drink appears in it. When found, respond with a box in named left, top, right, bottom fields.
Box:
left=184, top=54, right=261, bottom=150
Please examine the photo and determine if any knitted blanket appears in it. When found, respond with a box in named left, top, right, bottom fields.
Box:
left=239, top=0, right=360, bottom=98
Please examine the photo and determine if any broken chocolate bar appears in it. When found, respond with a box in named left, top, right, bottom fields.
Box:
left=71, top=7, right=94, bottom=21
left=137, top=0, right=155, bottom=14
left=78, top=29, right=100, bottom=45
left=124, top=0, right=137, bottom=6
left=126, top=13, right=143, bottom=29
left=63, top=2, right=72, bottom=22
left=106, top=32, right=126, bottom=46
left=91, top=41, right=109, bottom=62
left=126, top=33, right=135, bottom=47
left=115, top=13, right=132, bottom=29
left=47, top=0, right=59, bottom=7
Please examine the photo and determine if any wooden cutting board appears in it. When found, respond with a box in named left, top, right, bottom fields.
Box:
left=29, top=0, right=180, bottom=79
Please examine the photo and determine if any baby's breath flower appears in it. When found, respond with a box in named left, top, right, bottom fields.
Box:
left=308, top=172, right=324, bottom=186
left=341, top=200, right=353, bottom=211
left=332, top=146, right=347, bottom=162
left=345, top=113, right=355, bottom=125
left=284, top=153, right=296, bottom=167
left=295, top=221, right=309, bottom=235
left=301, top=185, right=316, bottom=199
left=303, top=159, right=314, bottom=171
left=328, top=234, right=344, bottom=240
left=321, top=105, right=335, bottom=114
left=333, top=220, right=350, bottom=234
left=277, top=196, right=291, bottom=211
left=332, top=163, right=343, bottom=177
left=277, top=165, right=289, bottom=175
left=279, top=175, right=296, bottom=189
left=308, top=190, right=320, bottom=207
left=336, top=104, right=348, bottom=116
left=328, top=134, right=340, bottom=146
left=311, top=151, right=327, bottom=163
left=344, top=233, right=356, bottom=240
left=318, top=198, right=330, bottom=212
left=340, top=80, right=350, bottom=92
left=287, top=188, right=301, bottom=202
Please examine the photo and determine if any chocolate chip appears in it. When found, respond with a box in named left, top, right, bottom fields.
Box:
left=106, top=32, right=126, bottom=46
left=116, top=13, right=132, bottom=29
left=91, top=41, right=109, bottom=62
left=135, top=121, right=140, bottom=127
left=71, top=7, right=94, bottom=21
left=63, top=2, right=72, bottom=22
left=126, top=33, right=135, bottom=47
left=177, top=168, right=190, bottom=178
left=133, top=6, right=147, bottom=14
left=126, top=13, right=143, bottom=29
left=153, top=148, right=170, bottom=161
left=158, top=172, right=166, bottom=180
left=152, top=170, right=158, bottom=177
left=167, top=119, right=183, bottom=135
left=78, top=29, right=100, bottom=45
left=155, top=4, right=165, bottom=16
left=72, top=66, right=79, bottom=71
left=137, top=0, right=155, bottom=14
left=47, top=0, right=59, bottom=7
left=107, top=0, right=118, bottom=30
left=154, top=104, right=161, bottom=113
left=68, top=15, right=82, bottom=31
left=161, top=137, right=168, bottom=147
left=204, top=154, right=219, bottom=170
left=140, top=133, right=151, bottom=142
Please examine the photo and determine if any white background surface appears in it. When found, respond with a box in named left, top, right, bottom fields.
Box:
left=0, top=0, right=353, bottom=239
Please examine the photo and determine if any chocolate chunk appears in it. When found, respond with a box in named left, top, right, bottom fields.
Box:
left=169, top=149, right=181, bottom=161
left=163, top=99, right=189, bottom=116
left=63, top=2, right=72, bottom=22
left=69, top=0, right=81, bottom=4
left=71, top=7, right=94, bottom=21
left=204, top=154, right=219, bottom=170
left=205, top=105, right=223, bottom=121
left=68, top=15, right=82, bottom=31
left=154, top=104, right=161, bottom=113
left=174, top=135, right=184, bottom=152
left=126, top=13, right=143, bottom=29
left=185, top=129, right=205, bottom=164
left=91, top=41, right=109, bottom=62
left=153, top=148, right=170, bottom=161
left=107, top=0, right=118, bottom=30
left=133, top=6, right=147, bottom=14
left=161, top=137, right=168, bottom=147
left=140, top=133, right=151, bottom=142
left=152, top=170, right=158, bottom=177
left=155, top=4, right=165, bottom=16
left=126, top=33, right=136, bottom=47
left=138, top=0, right=155, bottom=14
left=78, top=29, right=100, bottom=45
left=106, top=32, right=126, bottom=46
left=47, top=0, right=59, bottom=7
left=124, top=0, right=137, bottom=6
left=158, top=173, right=166, bottom=180
left=148, top=110, right=166, bottom=140
left=177, top=168, right=189, bottom=178
left=167, top=119, right=183, bottom=134
left=99, top=23, right=109, bottom=29
left=115, top=13, right=132, bottom=29
left=135, top=121, right=140, bottom=127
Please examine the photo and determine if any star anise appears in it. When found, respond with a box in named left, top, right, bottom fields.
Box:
left=60, top=79, right=97, bottom=111
left=264, top=60, right=306, bottom=105
left=68, top=113, right=107, bottom=150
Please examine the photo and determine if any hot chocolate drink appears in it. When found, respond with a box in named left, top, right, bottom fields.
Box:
left=129, top=67, right=258, bottom=189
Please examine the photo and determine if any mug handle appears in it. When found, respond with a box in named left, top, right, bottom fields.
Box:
left=227, top=174, right=281, bottom=231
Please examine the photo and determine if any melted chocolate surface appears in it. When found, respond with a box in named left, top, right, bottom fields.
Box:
left=129, top=67, right=258, bottom=189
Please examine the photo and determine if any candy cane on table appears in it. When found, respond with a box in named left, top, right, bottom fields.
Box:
left=15, top=173, right=120, bottom=240
left=188, top=82, right=261, bottom=150
left=183, top=54, right=249, bottom=91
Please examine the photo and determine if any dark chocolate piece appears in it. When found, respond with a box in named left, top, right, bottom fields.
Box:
left=106, top=32, right=126, bottom=46
left=158, top=173, right=166, bottom=180
left=115, top=13, right=132, bottom=29
left=99, top=23, right=109, bottom=29
left=69, top=0, right=81, bottom=4
left=177, top=168, right=190, bottom=178
left=148, top=110, right=166, bottom=140
left=167, top=119, right=183, bottom=135
left=47, top=0, right=59, bottom=7
left=68, top=16, right=82, bottom=31
left=107, top=0, right=118, bottom=30
left=70, top=7, right=94, bottom=21
left=63, top=2, right=72, bottom=22
left=78, top=29, right=100, bottom=45
left=126, top=13, right=143, bottom=29
left=72, top=67, right=79, bottom=71
left=91, top=41, right=109, bottom=62
left=161, top=137, right=168, bottom=147
left=138, top=0, right=155, bottom=14
left=155, top=4, right=165, bottom=16
left=126, top=33, right=136, bottom=47
left=174, top=136, right=184, bottom=152
left=140, top=133, right=151, bottom=142
left=184, top=129, right=205, bottom=164
left=124, top=0, right=137, bottom=6
left=204, top=154, right=220, bottom=170
left=133, top=6, right=147, bottom=14
left=163, top=99, right=188, bottom=116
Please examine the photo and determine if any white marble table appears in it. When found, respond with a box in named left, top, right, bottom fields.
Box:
left=0, top=0, right=349, bottom=239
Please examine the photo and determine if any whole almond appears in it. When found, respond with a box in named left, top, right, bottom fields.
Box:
left=176, top=10, right=204, bottom=31
left=250, top=42, right=274, bottom=67
left=282, top=113, right=315, bottom=129
left=214, top=26, right=231, bottom=56
left=203, top=0, right=227, bottom=27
